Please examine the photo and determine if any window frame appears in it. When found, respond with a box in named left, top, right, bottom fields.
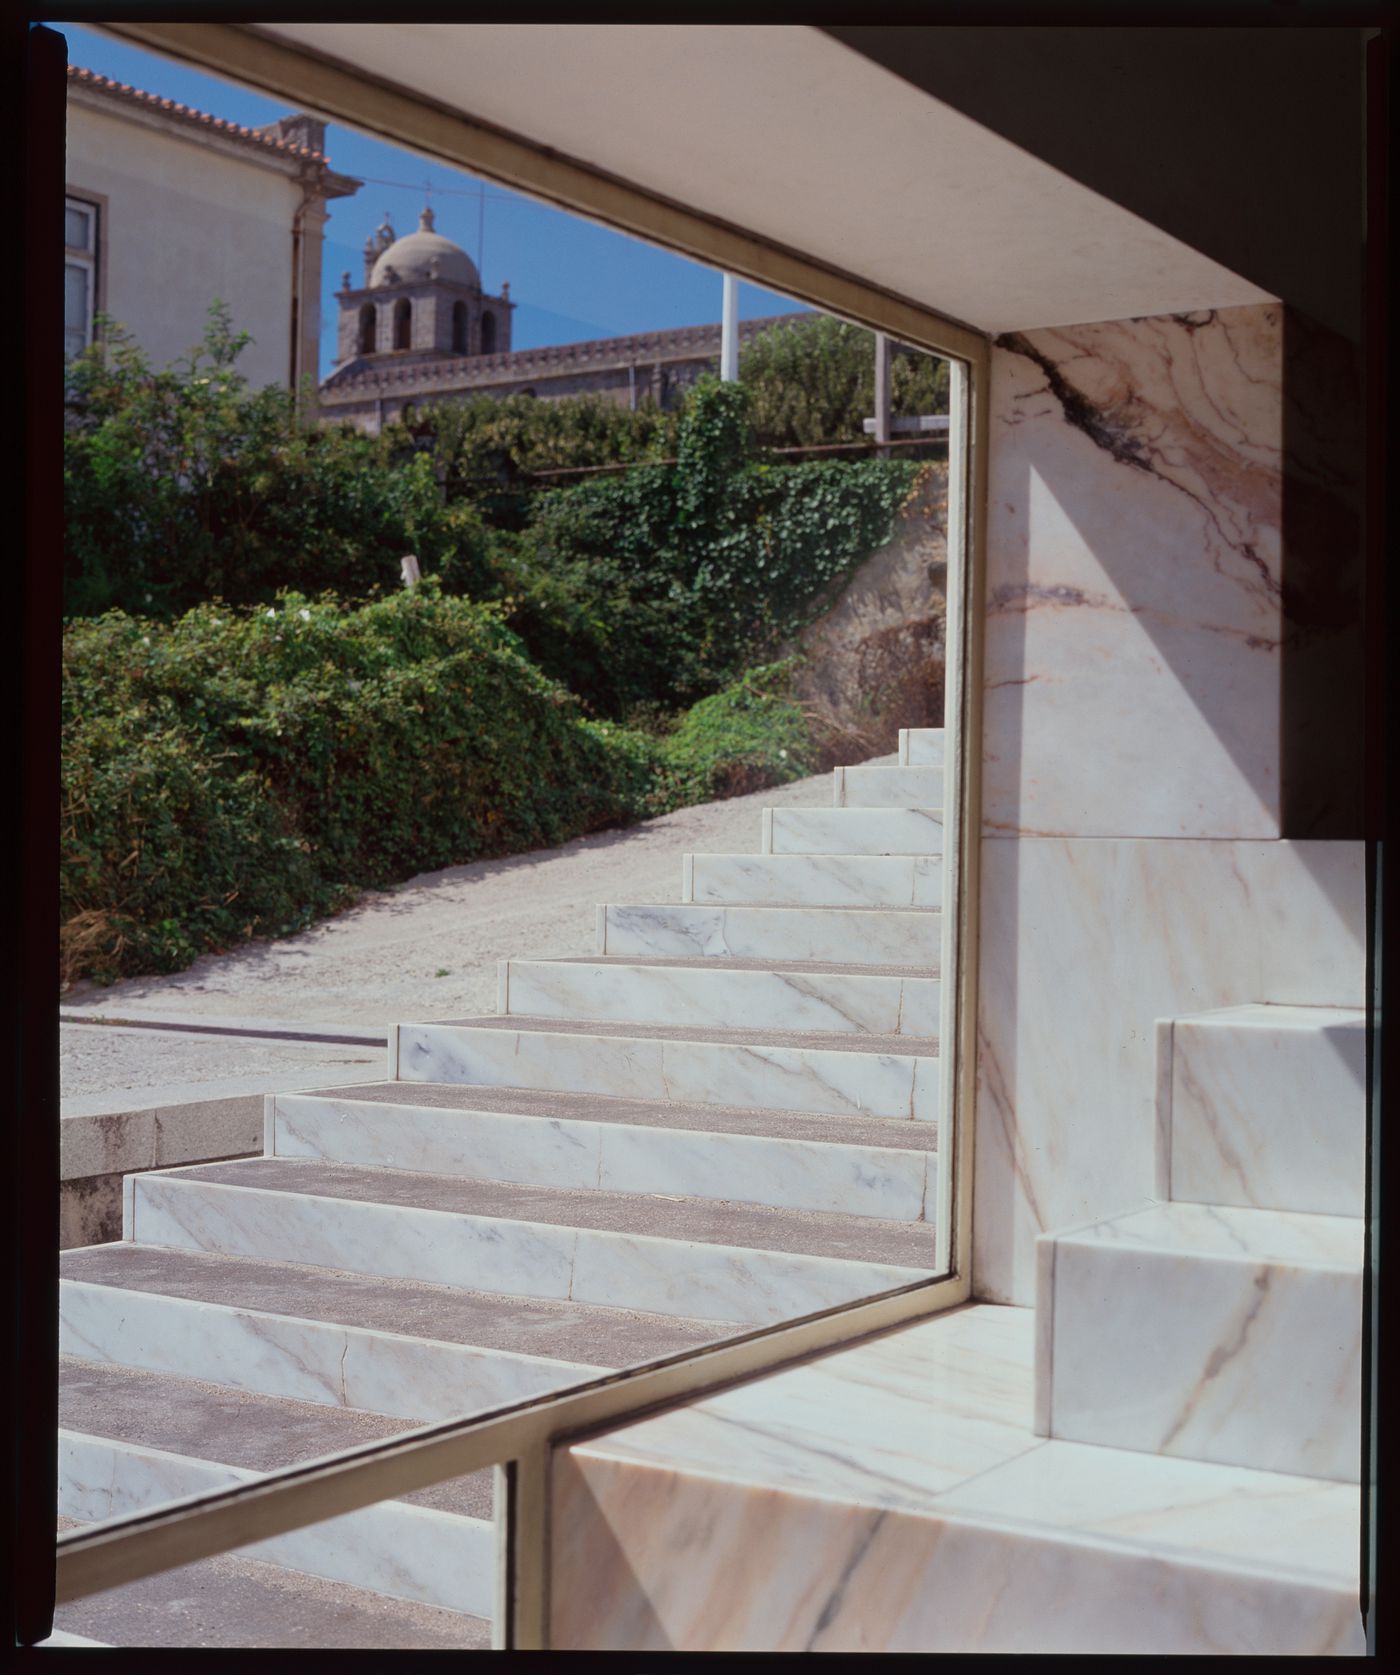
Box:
left=63, top=186, right=106, bottom=360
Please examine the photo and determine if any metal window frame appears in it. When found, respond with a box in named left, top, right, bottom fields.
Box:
left=56, top=22, right=991, bottom=1650
left=62, top=186, right=106, bottom=356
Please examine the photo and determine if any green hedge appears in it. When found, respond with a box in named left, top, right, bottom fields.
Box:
left=61, top=586, right=818, bottom=986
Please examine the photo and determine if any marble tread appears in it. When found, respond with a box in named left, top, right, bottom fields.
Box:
left=501, top=957, right=940, bottom=1036
left=548, top=1304, right=1363, bottom=1654
left=1162, top=1004, right=1366, bottom=1218
left=58, top=1355, right=492, bottom=1519
left=599, top=903, right=941, bottom=968
left=277, top=1081, right=941, bottom=1152
left=833, top=765, right=944, bottom=808
left=128, top=1160, right=935, bottom=1324
left=271, top=1089, right=936, bottom=1221
left=1036, top=1201, right=1362, bottom=1482
left=61, top=1242, right=738, bottom=1365
left=684, top=852, right=942, bottom=909
left=50, top=1526, right=492, bottom=1650
left=763, top=806, right=943, bottom=856
left=398, top=1019, right=939, bottom=1123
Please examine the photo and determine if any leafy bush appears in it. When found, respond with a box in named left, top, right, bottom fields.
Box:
left=653, top=660, right=815, bottom=805
left=61, top=584, right=659, bottom=984
left=64, top=304, right=463, bottom=618
left=510, top=379, right=918, bottom=716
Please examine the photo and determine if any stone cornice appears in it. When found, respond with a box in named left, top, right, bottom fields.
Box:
left=321, top=311, right=804, bottom=396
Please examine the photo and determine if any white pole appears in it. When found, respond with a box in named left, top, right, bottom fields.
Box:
left=720, top=273, right=739, bottom=381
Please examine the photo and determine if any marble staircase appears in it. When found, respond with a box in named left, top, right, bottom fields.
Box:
left=53, top=734, right=947, bottom=1648
left=541, top=950, right=1367, bottom=1650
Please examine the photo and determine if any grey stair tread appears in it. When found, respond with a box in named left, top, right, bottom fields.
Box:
left=59, top=1357, right=492, bottom=1519
left=288, top=1081, right=940, bottom=1153
left=53, top=1518, right=490, bottom=1649
left=61, top=1242, right=741, bottom=1363
left=539, top=955, right=938, bottom=976
left=156, top=1157, right=939, bottom=1267
left=423, top=1015, right=939, bottom=1056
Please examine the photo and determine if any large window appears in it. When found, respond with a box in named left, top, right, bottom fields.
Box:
left=64, top=193, right=100, bottom=360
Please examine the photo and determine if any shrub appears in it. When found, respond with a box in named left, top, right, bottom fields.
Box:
left=653, top=660, right=815, bottom=806
left=64, top=304, right=462, bottom=618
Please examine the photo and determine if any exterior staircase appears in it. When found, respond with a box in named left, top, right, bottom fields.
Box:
left=53, top=731, right=947, bottom=1648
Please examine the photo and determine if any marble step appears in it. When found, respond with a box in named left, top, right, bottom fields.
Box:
left=683, top=852, right=943, bottom=909
left=270, top=1086, right=936, bottom=1220
left=500, top=956, right=940, bottom=1037
left=397, top=1017, right=938, bottom=1123
left=762, top=806, right=943, bottom=855
left=58, top=1357, right=494, bottom=1617
left=897, top=727, right=945, bottom=768
left=1035, top=1201, right=1363, bottom=1482
left=598, top=903, right=940, bottom=968
left=546, top=1303, right=1363, bottom=1654
left=1160, top=1004, right=1367, bottom=1217
left=834, top=765, right=943, bottom=807
left=60, top=1242, right=734, bottom=1417
left=52, top=1520, right=491, bottom=1649
left=125, top=1157, right=936, bottom=1326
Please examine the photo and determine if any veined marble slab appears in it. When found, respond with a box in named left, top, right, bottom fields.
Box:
left=898, top=728, right=945, bottom=768
left=127, top=1174, right=930, bottom=1326
left=1037, top=1202, right=1362, bottom=1481
left=272, top=1092, right=934, bottom=1221
left=763, top=806, right=943, bottom=856
left=600, top=903, right=940, bottom=968
left=502, top=959, right=940, bottom=1037
left=548, top=1304, right=1362, bottom=1654
left=60, top=1277, right=596, bottom=1421
left=398, top=1022, right=939, bottom=1122
left=834, top=765, right=944, bottom=808
left=685, top=853, right=942, bottom=909
left=983, top=306, right=1285, bottom=839
left=974, top=834, right=1365, bottom=1304
left=58, top=1429, right=493, bottom=1616
left=1163, top=1005, right=1366, bottom=1217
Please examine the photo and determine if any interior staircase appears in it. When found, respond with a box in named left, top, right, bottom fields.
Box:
left=546, top=962, right=1367, bottom=1651
left=53, top=731, right=948, bottom=1648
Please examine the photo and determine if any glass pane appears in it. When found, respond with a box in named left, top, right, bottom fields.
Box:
left=65, top=202, right=92, bottom=251
left=64, top=262, right=88, bottom=352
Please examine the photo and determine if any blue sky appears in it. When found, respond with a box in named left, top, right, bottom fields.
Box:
left=57, top=22, right=811, bottom=379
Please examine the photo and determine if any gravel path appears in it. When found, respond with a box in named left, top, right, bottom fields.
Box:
left=61, top=756, right=891, bottom=1099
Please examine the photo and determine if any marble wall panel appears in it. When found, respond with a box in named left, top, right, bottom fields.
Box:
left=983, top=304, right=1284, bottom=839
left=973, top=835, right=1364, bottom=1304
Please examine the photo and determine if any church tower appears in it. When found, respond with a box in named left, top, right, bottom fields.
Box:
left=333, top=206, right=514, bottom=369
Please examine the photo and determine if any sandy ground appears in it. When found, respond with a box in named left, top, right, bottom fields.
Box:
left=60, top=756, right=892, bottom=1100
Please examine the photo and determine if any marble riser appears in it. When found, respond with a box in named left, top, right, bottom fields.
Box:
left=683, top=853, right=942, bottom=910
left=897, top=728, right=945, bottom=768
left=1036, top=1202, right=1363, bottom=1482
left=58, top=1429, right=493, bottom=1617
left=1161, top=1006, right=1367, bottom=1218
left=272, top=1092, right=936, bottom=1221
left=599, top=903, right=940, bottom=969
left=501, top=958, right=940, bottom=1038
left=126, top=1175, right=930, bottom=1327
left=762, top=806, right=944, bottom=856
left=834, top=765, right=944, bottom=808
left=398, top=1023, right=938, bottom=1123
left=60, top=1277, right=598, bottom=1424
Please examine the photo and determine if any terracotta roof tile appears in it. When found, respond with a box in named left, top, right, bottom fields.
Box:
left=67, top=65, right=328, bottom=162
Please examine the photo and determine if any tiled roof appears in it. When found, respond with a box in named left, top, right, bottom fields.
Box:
left=66, top=65, right=328, bottom=162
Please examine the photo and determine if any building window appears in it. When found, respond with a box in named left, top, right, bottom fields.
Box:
left=393, top=297, right=412, bottom=350
left=452, top=301, right=468, bottom=355
left=480, top=310, right=497, bottom=355
left=358, top=303, right=377, bottom=355
left=64, top=194, right=99, bottom=360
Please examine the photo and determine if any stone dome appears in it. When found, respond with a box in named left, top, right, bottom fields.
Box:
left=369, top=206, right=479, bottom=289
